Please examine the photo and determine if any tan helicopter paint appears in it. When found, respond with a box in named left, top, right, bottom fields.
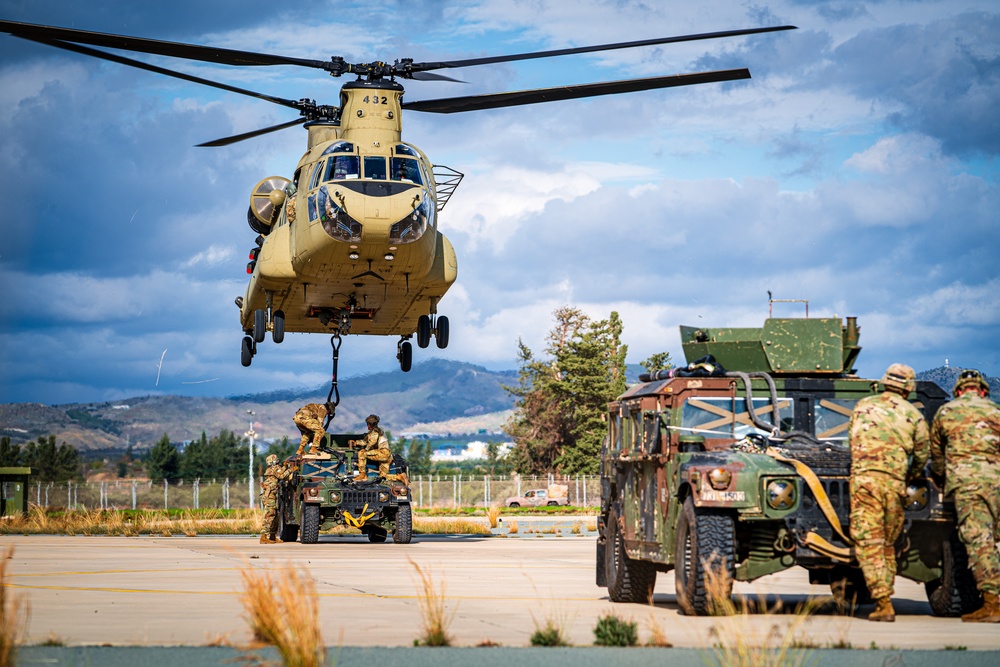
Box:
left=239, top=83, right=457, bottom=339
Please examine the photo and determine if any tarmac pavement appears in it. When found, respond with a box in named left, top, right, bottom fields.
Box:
left=4, top=531, right=1000, bottom=652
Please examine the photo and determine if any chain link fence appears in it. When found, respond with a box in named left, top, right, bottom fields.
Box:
left=28, top=474, right=601, bottom=511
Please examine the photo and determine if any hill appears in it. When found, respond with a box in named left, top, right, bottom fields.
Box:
left=0, top=359, right=517, bottom=452
left=3, top=362, right=995, bottom=454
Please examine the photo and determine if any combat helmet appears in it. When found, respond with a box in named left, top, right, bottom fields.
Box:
left=953, top=369, right=990, bottom=396
left=881, top=363, right=916, bottom=395
left=266, top=454, right=279, bottom=466
left=365, top=414, right=380, bottom=426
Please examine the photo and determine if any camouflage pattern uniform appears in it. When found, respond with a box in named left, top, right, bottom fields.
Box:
left=848, top=364, right=929, bottom=619
left=260, top=454, right=297, bottom=543
left=930, top=370, right=1000, bottom=621
left=350, top=414, right=407, bottom=484
left=294, top=403, right=330, bottom=455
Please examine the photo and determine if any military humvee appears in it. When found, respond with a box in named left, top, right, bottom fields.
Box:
left=597, top=316, right=980, bottom=616
left=276, top=432, right=412, bottom=544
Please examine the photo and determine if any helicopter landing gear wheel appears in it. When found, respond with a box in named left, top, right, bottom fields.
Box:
left=435, top=315, right=450, bottom=349
left=272, top=310, right=285, bottom=344
left=241, top=336, right=254, bottom=367
left=398, top=339, right=413, bottom=372
left=416, top=315, right=431, bottom=349
left=253, top=308, right=266, bottom=343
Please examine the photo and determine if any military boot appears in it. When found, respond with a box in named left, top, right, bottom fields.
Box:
left=259, top=534, right=275, bottom=544
left=354, top=473, right=369, bottom=482
left=868, top=597, right=895, bottom=622
left=397, top=471, right=410, bottom=487
left=962, top=592, right=1000, bottom=623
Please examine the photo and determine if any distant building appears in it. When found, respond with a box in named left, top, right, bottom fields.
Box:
left=431, top=440, right=512, bottom=462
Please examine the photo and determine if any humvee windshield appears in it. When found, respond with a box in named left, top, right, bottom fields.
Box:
left=680, top=396, right=794, bottom=439
left=813, top=398, right=857, bottom=439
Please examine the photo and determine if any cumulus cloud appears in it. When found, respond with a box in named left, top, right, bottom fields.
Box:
left=0, top=0, right=997, bottom=404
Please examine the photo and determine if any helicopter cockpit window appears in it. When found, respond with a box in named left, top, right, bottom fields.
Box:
left=324, top=155, right=360, bottom=181
left=320, top=141, right=354, bottom=156
left=363, top=156, right=387, bottom=180
left=394, top=144, right=419, bottom=157
left=390, top=157, right=423, bottom=184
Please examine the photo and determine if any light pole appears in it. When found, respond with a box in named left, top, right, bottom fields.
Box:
left=245, top=410, right=256, bottom=509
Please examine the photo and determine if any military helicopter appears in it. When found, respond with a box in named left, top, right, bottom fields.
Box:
left=0, top=20, right=795, bottom=373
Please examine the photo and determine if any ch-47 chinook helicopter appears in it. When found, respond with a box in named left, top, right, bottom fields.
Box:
left=1, top=20, right=794, bottom=373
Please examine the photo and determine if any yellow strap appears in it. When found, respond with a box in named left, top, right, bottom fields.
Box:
left=802, top=531, right=854, bottom=563
left=767, top=447, right=853, bottom=545
left=343, top=502, right=375, bottom=529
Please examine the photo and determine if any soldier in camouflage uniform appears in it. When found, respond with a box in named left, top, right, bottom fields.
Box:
left=349, top=414, right=409, bottom=485
left=848, top=363, right=929, bottom=622
left=293, top=402, right=334, bottom=456
left=930, top=369, right=1000, bottom=622
left=260, top=454, right=297, bottom=544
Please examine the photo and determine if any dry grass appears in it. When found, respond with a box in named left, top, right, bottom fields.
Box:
left=409, top=559, right=455, bottom=646
left=703, top=558, right=819, bottom=667
left=1, top=548, right=29, bottom=666
left=413, top=517, right=491, bottom=535
left=507, top=520, right=518, bottom=534
left=645, top=605, right=673, bottom=647
left=584, top=520, right=597, bottom=532
left=239, top=562, right=325, bottom=667
left=0, top=506, right=262, bottom=536
left=485, top=505, right=502, bottom=529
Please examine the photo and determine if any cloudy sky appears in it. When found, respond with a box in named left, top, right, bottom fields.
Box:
left=1, top=0, right=997, bottom=405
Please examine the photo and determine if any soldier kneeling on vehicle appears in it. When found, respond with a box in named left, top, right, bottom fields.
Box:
left=349, top=414, right=408, bottom=486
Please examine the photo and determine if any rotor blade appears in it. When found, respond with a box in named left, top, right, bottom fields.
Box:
left=402, top=69, right=751, bottom=114
left=409, top=71, right=465, bottom=83
left=25, top=37, right=303, bottom=111
left=0, top=19, right=332, bottom=70
left=197, top=118, right=307, bottom=147
left=409, top=26, right=796, bottom=73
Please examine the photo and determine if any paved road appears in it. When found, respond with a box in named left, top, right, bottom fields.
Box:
left=4, top=533, right=1000, bottom=650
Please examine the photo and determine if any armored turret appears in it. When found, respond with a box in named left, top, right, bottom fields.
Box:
left=679, top=316, right=862, bottom=376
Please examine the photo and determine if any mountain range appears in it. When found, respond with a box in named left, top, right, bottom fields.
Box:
left=0, top=362, right=994, bottom=454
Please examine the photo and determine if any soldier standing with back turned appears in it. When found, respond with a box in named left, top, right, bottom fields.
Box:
left=260, top=454, right=297, bottom=544
left=930, top=369, right=1000, bottom=622
left=848, top=363, right=929, bottom=622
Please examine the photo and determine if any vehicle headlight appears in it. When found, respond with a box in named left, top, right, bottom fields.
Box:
left=905, top=482, right=929, bottom=511
left=391, top=483, right=408, bottom=497
left=708, top=468, right=732, bottom=490
left=766, top=479, right=796, bottom=510
left=330, top=491, right=342, bottom=503
left=378, top=492, right=390, bottom=502
left=307, top=487, right=319, bottom=497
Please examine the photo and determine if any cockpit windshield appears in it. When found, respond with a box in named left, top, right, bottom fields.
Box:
left=363, top=156, right=387, bottom=180
left=321, top=141, right=354, bottom=156
left=390, top=157, right=423, bottom=184
left=323, top=155, right=360, bottom=181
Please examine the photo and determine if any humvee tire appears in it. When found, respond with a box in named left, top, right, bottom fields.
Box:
left=278, top=511, right=299, bottom=543
left=927, top=530, right=981, bottom=617
left=394, top=504, right=412, bottom=544
left=605, top=508, right=656, bottom=603
left=675, top=496, right=735, bottom=616
left=300, top=503, right=320, bottom=544
left=367, top=526, right=388, bottom=543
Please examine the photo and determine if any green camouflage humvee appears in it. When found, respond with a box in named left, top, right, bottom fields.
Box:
left=597, top=316, right=980, bottom=615
left=276, top=432, right=412, bottom=544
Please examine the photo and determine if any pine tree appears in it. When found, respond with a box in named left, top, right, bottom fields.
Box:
left=146, top=433, right=181, bottom=483
left=21, top=435, right=80, bottom=482
left=504, top=307, right=627, bottom=475
left=0, top=436, right=21, bottom=466
left=641, top=351, right=674, bottom=375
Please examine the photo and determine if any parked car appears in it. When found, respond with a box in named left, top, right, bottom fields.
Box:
left=506, top=485, right=569, bottom=507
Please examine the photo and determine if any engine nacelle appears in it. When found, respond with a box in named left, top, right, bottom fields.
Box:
left=247, top=176, right=291, bottom=235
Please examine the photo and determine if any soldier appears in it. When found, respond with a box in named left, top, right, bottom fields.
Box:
left=293, top=401, right=335, bottom=456
left=930, top=369, right=1000, bottom=622
left=848, top=363, right=929, bottom=622
left=259, top=454, right=297, bottom=544
left=348, top=414, right=409, bottom=485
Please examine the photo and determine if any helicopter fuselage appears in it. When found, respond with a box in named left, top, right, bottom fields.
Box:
left=239, top=80, right=458, bottom=340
